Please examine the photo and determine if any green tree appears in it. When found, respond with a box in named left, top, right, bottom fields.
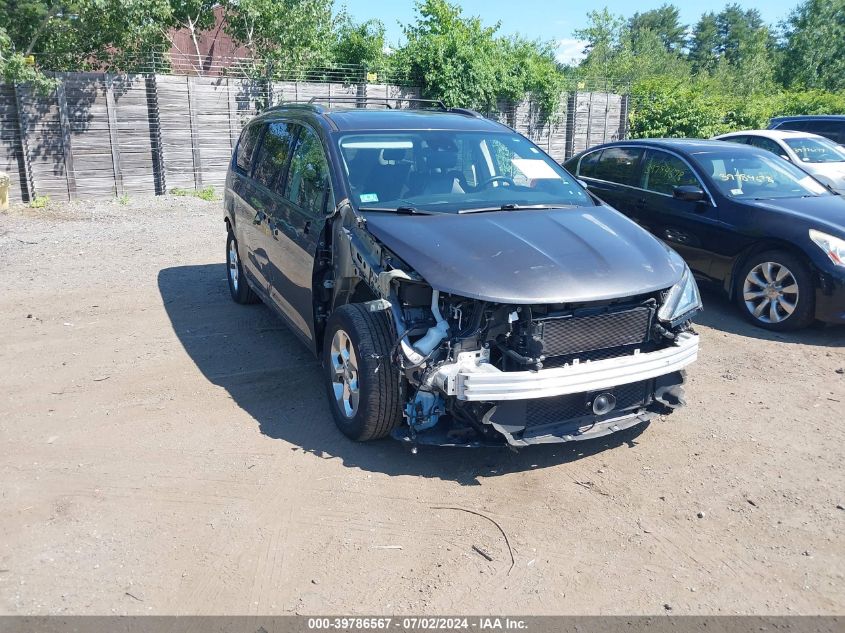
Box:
left=716, top=4, right=766, bottom=66
left=223, top=0, right=333, bottom=72
left=573, top=8, right=625, bottom=82
left=394, top=0, right=500, bottom=109
left=0, top=0, right=173, bottom=72
left=689, top=12, right=720, bottom=74
left=779, top=0, right=845, bottom=91
left=165, top=0, right=218, bottom=74
left=628, top=4, right=686, bottom=53
left=332, top=13, right=386, bottom=77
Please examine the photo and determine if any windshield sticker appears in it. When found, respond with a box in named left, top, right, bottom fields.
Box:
left=719, top=173, right=775, bottom=185
left=731, top=188, right=743, bottom=195
left=359, top=193, right=379, bottom=203
left=511, top=159, right=560, bottom=180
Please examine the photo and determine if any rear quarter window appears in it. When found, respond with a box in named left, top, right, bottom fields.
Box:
left=253, top=122, right=298, bottom=189
left=591, top=147, right=643, bottom=185
left=235, top=124, right=262, bottom=173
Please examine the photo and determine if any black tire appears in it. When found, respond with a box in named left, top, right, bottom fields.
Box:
left=226, top=231, right=259, bottom=305
left=323, top=304, right=403, bottom=441
left=735, top=250, right=814, bottom=331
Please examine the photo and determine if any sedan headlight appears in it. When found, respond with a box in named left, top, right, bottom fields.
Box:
left=658, top=267, right=702, bottom=323
left=809, top=229, right=845, bottom=267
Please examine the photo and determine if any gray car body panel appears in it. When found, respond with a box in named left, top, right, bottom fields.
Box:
left=363, top=205, right=687, bottom=304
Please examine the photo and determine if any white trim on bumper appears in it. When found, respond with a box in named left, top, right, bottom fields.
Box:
left=455, top=332, right=699, bottom=401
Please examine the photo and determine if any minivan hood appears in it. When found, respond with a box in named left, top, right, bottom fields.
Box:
left=363, top=206, right=687, bottom=304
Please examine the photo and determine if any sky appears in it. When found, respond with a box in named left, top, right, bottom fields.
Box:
left=339, top=0, right=801, bottom=63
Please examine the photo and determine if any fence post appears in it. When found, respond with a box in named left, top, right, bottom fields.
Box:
left=55, top=76, right=77, bottom=200
left=619, top=93, right=630, bottom=140
left=145, top=74, right=165, bottom=195
left=186, top=76, right=203, bottom=189
left=105, top=74, right=124, bottom=196
left=13, top=84, right=34, bottom=202
left=564, top=92, right=576, bottom=160
left=227, top=77, right=239, bottom=150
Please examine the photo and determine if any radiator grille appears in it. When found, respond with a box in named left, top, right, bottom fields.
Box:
left=539, top=307, right=652, bottom=358
left=525, top=381, right=650, bottom=428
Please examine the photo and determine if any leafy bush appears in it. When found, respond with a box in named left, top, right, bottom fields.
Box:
left=629, top=79, right=845, bottom=139
left=29, top=194, right=50, bottom=208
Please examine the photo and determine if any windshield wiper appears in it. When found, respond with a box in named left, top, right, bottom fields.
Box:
left=458, top=203, right=573, bottom=214
left=358, top=206, right=431, bottom=215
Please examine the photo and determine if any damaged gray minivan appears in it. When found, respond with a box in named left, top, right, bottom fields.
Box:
left=223, top=100, right=701, bottom=447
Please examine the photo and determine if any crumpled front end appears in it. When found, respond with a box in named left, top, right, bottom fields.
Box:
left=389, top=291, right=698, bottom=447
left=332, top=207, right=701, bottom=448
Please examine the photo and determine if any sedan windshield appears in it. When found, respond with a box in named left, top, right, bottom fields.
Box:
left=692, top=150, right=831, bottom=199
left=337, top=131, right=593, bottom=213
left=784, top=137, right=845, bottom=164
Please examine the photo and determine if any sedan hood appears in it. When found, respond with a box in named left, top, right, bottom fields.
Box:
left=363, top=206, right=687, bottom=304
left=744, top=195, right=845, bottom=234
left=804, top=162, right=845, bottom=193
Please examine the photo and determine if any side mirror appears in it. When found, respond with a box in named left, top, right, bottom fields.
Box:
left=673, top=185, right=706, bottom=202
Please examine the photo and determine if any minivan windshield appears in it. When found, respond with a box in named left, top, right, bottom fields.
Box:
left=784, top=137, right=845, bottom=164
left=691, top=150, right=831, bottom=200
left=337, top=131, right=593, bottom=213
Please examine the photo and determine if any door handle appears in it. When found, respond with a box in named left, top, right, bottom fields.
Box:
left=635, top=197, right=647, bottom=208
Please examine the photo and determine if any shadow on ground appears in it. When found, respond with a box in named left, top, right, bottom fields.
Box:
left=158, top=264, right=650, bottom=484
left=695, top=287, right=845, bottom=348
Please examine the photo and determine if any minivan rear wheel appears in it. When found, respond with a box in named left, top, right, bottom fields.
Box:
left=226, top=231, right=259, bottom=304
left=736, top=250, right=814, bottom=331
left=323, top=304, right=403, bottom=441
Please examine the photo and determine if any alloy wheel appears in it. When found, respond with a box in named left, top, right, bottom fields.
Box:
left=330, top=329, right=360, bottom=418
left=228, top=238, right=239, bottom=292
left=742, top=261, right=799, bottom=324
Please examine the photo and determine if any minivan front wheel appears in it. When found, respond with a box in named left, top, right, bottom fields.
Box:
left=737, top=250, right=814, bottom=331
left=226, top=231, right=259, bottom=304
left=323, top=304, right=403, bottom=441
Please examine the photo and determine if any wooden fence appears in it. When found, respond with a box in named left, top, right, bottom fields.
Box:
left=0, top=72, right=628, bottom=203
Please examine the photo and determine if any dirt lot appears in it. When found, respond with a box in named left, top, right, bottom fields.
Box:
left=0, top=196, right=843, bottom=616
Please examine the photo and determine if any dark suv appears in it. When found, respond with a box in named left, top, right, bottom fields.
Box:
left=769, top=115, right=845, bottom=146
left=223, top=100, right=701, bottom=447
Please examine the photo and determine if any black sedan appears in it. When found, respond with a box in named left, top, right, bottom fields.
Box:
left=563, top=139, right=845, bottom=330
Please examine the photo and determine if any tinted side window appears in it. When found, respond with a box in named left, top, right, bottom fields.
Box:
left=641, top=150, right=701, bottom=195
left=235, top=124, right=262, bottom=172
left=577, top=150, right=602, bottom=178
left=775, top=120, right=809, bottom=133
left=253, top=122, right=297, bottom=189
left=285, top=127, right=331, bottom=215
left=805, top=121, right=845, bottom=145
left=746, top=136, right=785, bottom=156
left=591, top=147, right=643, bottom=185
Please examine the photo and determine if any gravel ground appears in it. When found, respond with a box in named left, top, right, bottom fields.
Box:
left=0, top=195, right=843, bottom=616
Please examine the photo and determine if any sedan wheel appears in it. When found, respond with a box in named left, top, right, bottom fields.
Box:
left=736, top=250, right=814, bottom=331
left=742, top=261, right=799, bottom=324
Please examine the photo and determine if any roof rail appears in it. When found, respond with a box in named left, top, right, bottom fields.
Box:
left=263, top=102, right=325, bottom=114
left=448, top=107, right=485, bottom=119
left=307, top=96, right=448, bottom=111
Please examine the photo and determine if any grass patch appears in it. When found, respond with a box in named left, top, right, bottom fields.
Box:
left=29, top=195, right=50, bottom=209
left=171, top=186, right=217, bottom=201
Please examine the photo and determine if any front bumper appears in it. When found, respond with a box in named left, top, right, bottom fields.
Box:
left=814, top=268, right=845, bottom=324
left=451, top=332, right=699, bottom=401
